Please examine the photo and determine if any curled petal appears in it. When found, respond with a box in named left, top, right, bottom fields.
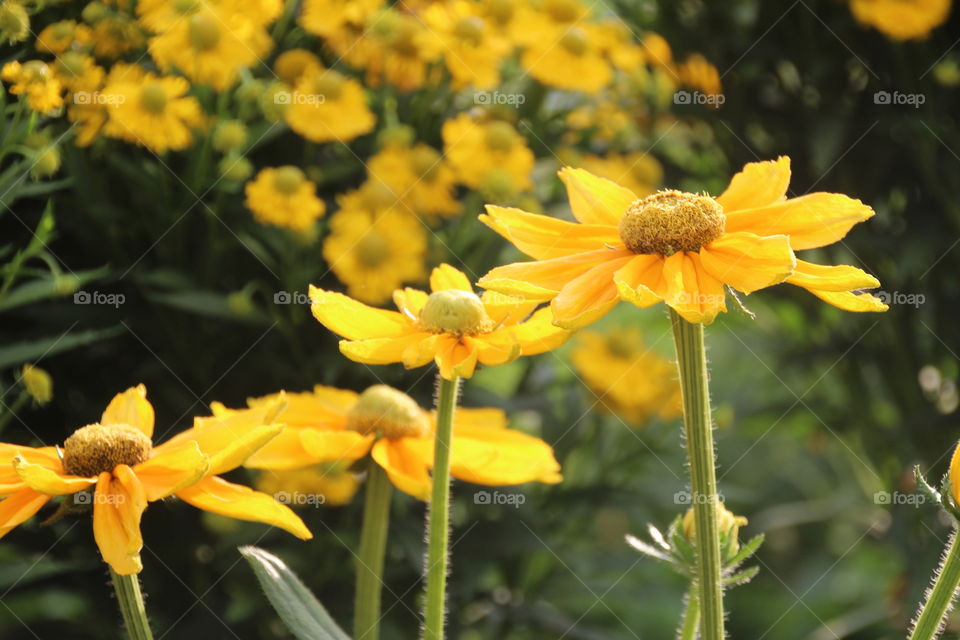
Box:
left=429, top=264, right=474, bottom=292
left=134, top=441, right=209, bottom=501
left=504, top=307, right=572, bottom=356
left=93, top=469, right=146, bottom=575
left=481, top=205, right=620, bottom=260
left=558, top=167, right=637, bottom=226
left=13, top=456, right=95, bottom=496
left=786, top=260, right=880, bottom=292
left=0, top=488, right=49, bottom=540
left=614, top=254, right=665, bottom=309
left=371, top=438, right=432, bottom=500
left=698, top=232, right=795, bottom=294
left=661, top=252, right=727, bottom=324
left=479, top=250, right=628, bottom=301
left=101, top=384, right=155, bottom=437
left=550, top=255, right=634, bottom=329
left=716, top=156, right=791, bottom=211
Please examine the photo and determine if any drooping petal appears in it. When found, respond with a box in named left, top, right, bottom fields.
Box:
left=0, top=446, right=63, bottom=495
left=247, top=389, right=352, bottom=429
left=371, top=438, right=432, bottom=500
left=435, top=335, right=479, bottom=379
left=177, top=476, right=312, bottom=540
left=134, top=441, right=209, bottom=501
left=786, top=260, right=880, bottom=292
left=504, top=307, right=572, bottom=355
left=13, top=456, right=95, bottom=496
left=448, top=427, right=563, bottom=485
left=339, top=332, right=433, bottom=365
left=804, top=289, right=889, bottom=312
left=716, top=157, right=791, bottom=212
left=723, top=193, right=874, bottom=250
left=480, top=205, right=620, bottom=260
left=698, top=232, right=795, bottom=294
left=101, top=384, right=154, bottom=437
left=661, top=252, right=728, bottom=324
left=479, top=249, right=630, bottom=301
left=471, top=333, right=521, bottom=368
left=206, top=424, right=283, bottom=476
left=450, top=407, right=508, bottom=431
left=165, top=399, right=285, bottom=456
left=558, top=167, right=638, bottom=226
left=481, top=291, right=538, bottom=326
left=613, top=254, right=666, bottom=309
left=550, top=254, right=634, bottom=329
left=0, top=488, right=49, bottom=540
left=309, top=286, right=412, bottom=340
left=429, top=263, right=474, bottom=292
left=295, top=428, right=375, bottom=465
left=93, top=469, right=146, bottom=575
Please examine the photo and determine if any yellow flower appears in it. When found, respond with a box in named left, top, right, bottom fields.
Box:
left=850, top=0, right=950, bottom=40
left=322, top=197, right=428, bottom=305
left=478, top=157, right=886, bottom=327
left=273, top=48, right=321, bottom=85
left=576, top=151, right=663, bottom=198
left=255, top=465, right=360, bottom=507
left=0, top=385, right=310, bottom=575
left=91, top=16, right=145, bottom=59
left=36, top=20, right=93, bottom=54
left=520, top=23, right=612, bottom=94
left=244, top=166, right=325, bottom=231
left=676, top=53, right=722, bottom=101
left=0, top=1, right=29, bottom=45
left=54, top=51, right=105, bottom=93
left=100, top=64, right=203, bottom=153
left=570, top=327, right=681, bottom=426
left=422, top=1, right=512, bottom=90
left=148, top=6, right=273, bottom=91
left=365, top=142, right=461, bottom=223
left=2, top=61, right=64, bottom=115
left=564, top=100, right=634, bottom=143
left=310, top=263, right=571, bottom=380
left=285, top=66, right=376, bottom=143
left=229, top=384, right=563, bottom=500
left=442, top=114, right=535, bottom=196
left=300, top=0, right=382, bottom=39
left=20, top=364, right=53, bottom=405
left=595, top=19, right=645, bottom=71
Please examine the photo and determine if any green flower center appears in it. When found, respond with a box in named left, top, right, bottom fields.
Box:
left=272, top=166, right=305, bottom=195
left=312, top=70, right=344, bottom=101
left=484, top=121, right=516, bottom=152
left=420, top=289, right=491, bottom=336
left=544, top=0, right=580, bottom=22
left=454, top=16, right=485, bottom=43
left=140, top=82, right=168, bottom=114
left=356, top=232, right=390, bottom=268
left=346, top=385, right=428, bottom=440
left=560, top=27, right=588, bottom=56
left=410, top=146, right=441, bottom=180
left=618, top=190, right=725, bottom=256
left=62, top=424, right=152, bottom=477
left=189, top=14, right=220, bottom=51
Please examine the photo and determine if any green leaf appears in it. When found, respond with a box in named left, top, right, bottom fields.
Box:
left=239, top=546, right=350, bottom=640
left=723, top=565, right=760, bottom=587
left=0, top=326, right=122, bottom=369
left=724, top=534, right=765, bottom=569
left=0, top=267, right=108, bottom=312
left=145, top=289, right=270, bottom=324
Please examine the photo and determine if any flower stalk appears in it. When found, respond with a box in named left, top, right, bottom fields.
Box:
left=422, top=375, right=460, bottom=640
left=354, top=462, right=394, bottom=640
left=110, top=569, right=154, bottom=640
left=678, top=587, right=700, bottom=640
left=669, top=309, right=724, bottom=640
left=909, top=528, right=960, bottom=640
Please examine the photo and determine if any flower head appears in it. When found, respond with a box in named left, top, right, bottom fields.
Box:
left=310, top=263, right=571, bottom=379
left=442, top=114, right=535, bottom=197
left=21, top=364, right=53, bottom=405
left=365, top=142, right=461, bottom=223
left=479, top=157, right=886, bottom=327
left=423, top=1, right=511, bottom=90
left=0, top=385, right=310, bottom=575
left=2, top=61, right=64, bottom=115
left=285, top=66, right=376, bottom=143
left=36, top=20, right=93, bottom=54
left=245, top=166, right=325, bottom=231
left=850, top=0, right=950, bottom=40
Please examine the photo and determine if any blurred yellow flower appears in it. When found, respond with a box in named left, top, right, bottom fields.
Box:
left=423, top=1, right=511, bottom=90
left=442, top=114, right=534, bottom=196
left=570, top=328, right=681, bottom=426
left=256, top=465, right=360, bottom=507
left=21, top=364, right=53, bottom=405
left=520, top=23, right=612, bottom=94
left=322, top=198, right=428, bottom=305
left=244, top=166, right=325, bottom=231
left=676, top=54, right=722, bottom=101
left=0, top=385, right=310, bottom=575
left=91, top=16, right=145, bottom=59
left=0, top=1, right=29, bottom=44
left=285, top=66, right=376, bottom=143
left=850, top=0, right=950, bottom=40
left=227, top=384, right=563, bottom=500
left=310, top=263, right=571, bottom=380
left=641, top=32, right=672, bottom=67
left=273, top=48, right=321, bottom=85
left=36, top=20, right=93, bottom=54
left=54, top=51, right=104, bottom=93
left=99, top=64, right=203, bottom=153
left=300, top=0, right=382, bottom=40
left=360, top=9, right=437, bottom=91
left=366, top=142, right=461, bottom=223
left=479, top=158, right=884, bottom=327
left=576, top=151, right=664, bottom=198
left=2, top=61, right=64, bottom=114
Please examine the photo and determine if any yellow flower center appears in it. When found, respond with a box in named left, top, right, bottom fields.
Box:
left=52, top=22, right=76, bottom=40
left=189, top=14, right=220, bottom=51
left=618, top=190, right=725, bottom=256
left=410, top=145, right=441, bottom=180
left=313, top=70, right=345, bottom=101
left=356, top=232, right=390, bottom=268
left=604, top=331, right=638, bottom=359
left=140, top=82, right=168, bottom=114
left=454, top=16, right=485, bottom=43
left=62, top=424, right=152, bottom=477
left=212, top=120, right=247, bottom=152
left=362, top=178, right=398, bottom=209
left=559, top=27, right=588, bottom=56
left=385, top=16, right=420, bottom=56
left=346, top=385, right=429, bottom=440
left=480, top=167, right=516, bottom=201
left=484, top=121, right=516, bottom=152
left=272, top=166, right=305, bottom=195
left=420, top=289, right=491, bottom=336
left=57, top=51, right=86, bottom=79
left=486, top=0, right=514, bottom=24
left=544, top=0, right=580, bottom=22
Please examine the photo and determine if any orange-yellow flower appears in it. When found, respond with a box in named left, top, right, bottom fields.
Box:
left=850, top=0, right=950, bottom=40
left=479, top=157, right=886, bottom=327
left=310, top=263, right=571, bottom=380
left=0, top=385, right=310, bottom=575
left=223, top=384, right=562, bottom=500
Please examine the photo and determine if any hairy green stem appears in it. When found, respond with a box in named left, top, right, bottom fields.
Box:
left=910, top=528, right=960, bottom=640
left=670, top=309, right=724, bottom=640
left=110, top=569, right=153, bottom=640
left=422, top=375, right=460, bottom=640
left=679, top=586, right=701, bottom=640
left=354, top=462, right=394, bottom=640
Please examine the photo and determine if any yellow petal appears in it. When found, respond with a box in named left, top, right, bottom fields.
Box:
left=613, top=254, right=665, bottom=309
left=558, top=166, right=637, bottom=226
left=698, top=232, right=795, bottom=294
left=480, top=205, right=620, bottom=260
left=0, top=488, right=49, bottom=540
left=178, top=476, right=312, bottom=539
left=429, top=263, right=474, bottom=292
left=451, top=407, right=508, bottom=431
left=436, top=335, right=479, bottom=379
left=480, top=291, right=538, bottom=326
left=296, top=428, right=375, bottom=465
left=371, top=438, right=432, bottom=500
left=93, top=469, right=145, bottom=575
left=716, top=156, right=791, bottom=211
left=661, top=252, right=727, bottom=324
left=101, top=384, right=155, bottom=437
left=471, top=333, right=521, bottom=368
left=309, top=286, right=412, bottom=340
left=803, top=289, right=889, bottom=312
left=504, top=307, right=572, bottom=356
left=479, top=249, right=627, bottom=301
left=207, top=424, right=283, bottom=476
left=340, top=332, right=433, bottom=365
left=248, top=388, right=352, bottom=428
left=0, top=446, right=62, bottom=495
left=393, top=288, right=429, bottom=318
left=166, top=401, right=284, bottom=456
left=951, top=442, right=960, bottom=506
left=134, top=441, right=209, bottom=501
left=786, top=260, right=880, bottom=292
left=723, top=192, right=874, bottom=250
left=550, top=255, right=634, bottom=329
left=448, top=427, right=563, bottom=485
left=13, top=456, right=95, bottom=496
